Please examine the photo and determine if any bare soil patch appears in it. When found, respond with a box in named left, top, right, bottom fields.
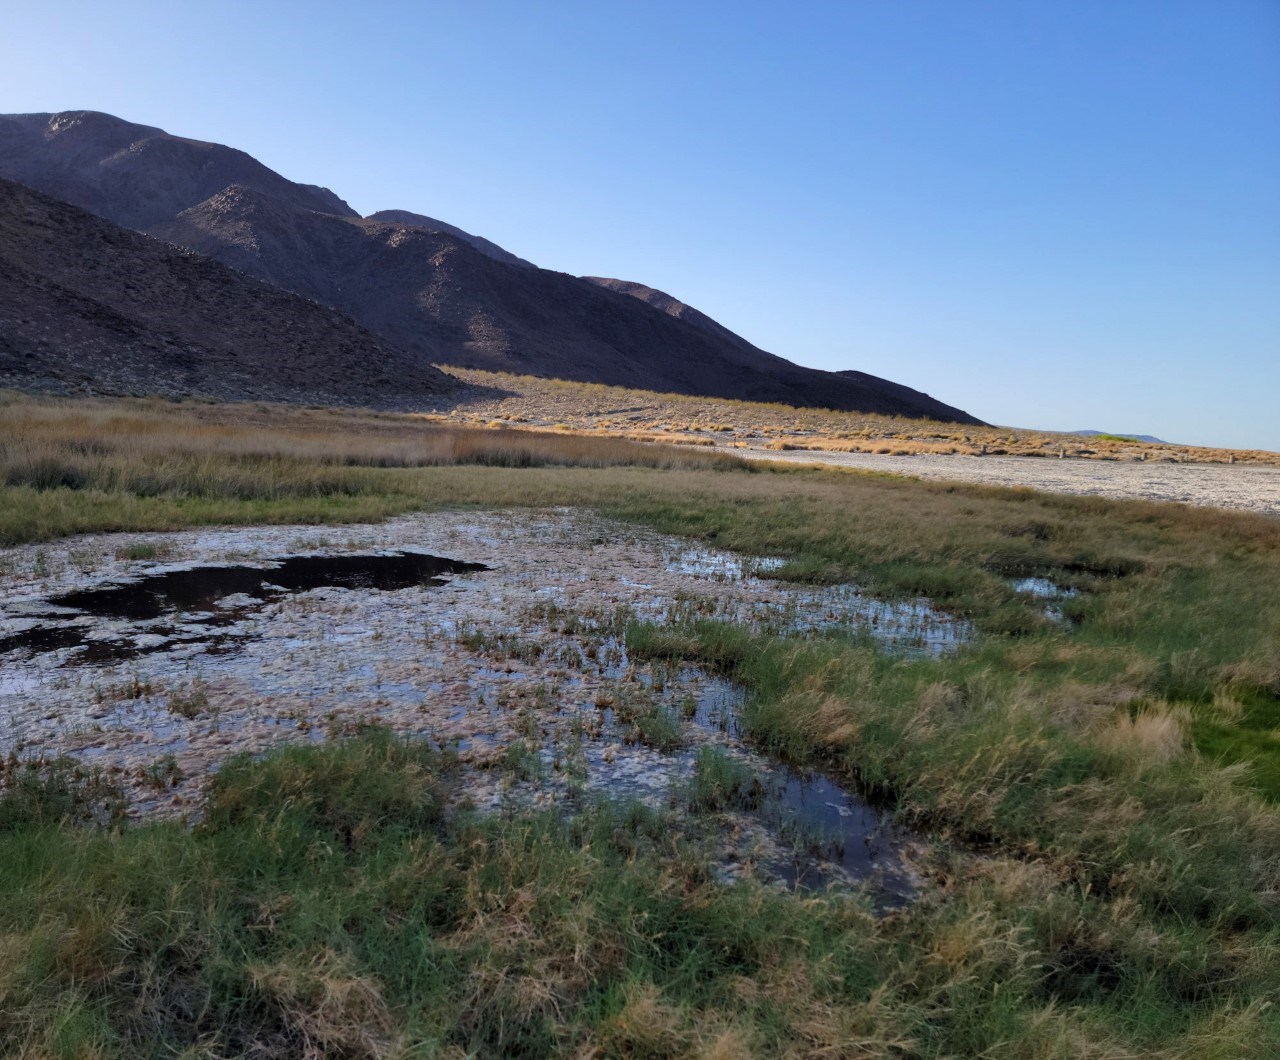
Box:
left=738, top=447, right=1280, bottom=516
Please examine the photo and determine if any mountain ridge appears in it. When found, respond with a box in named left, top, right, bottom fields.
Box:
left=0, top=110, right=983, bottom=424
left=367, top=209, right=535, bottom=269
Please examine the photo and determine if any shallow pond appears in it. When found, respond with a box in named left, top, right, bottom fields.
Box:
left=1012, top=575, right=1080, bottom=621
left=0, top=551, right=487, bottom=663
left=0, top=510, right=938, bottom=904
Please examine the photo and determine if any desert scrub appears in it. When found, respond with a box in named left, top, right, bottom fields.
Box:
left=2, top=730, right=1277, bottom=1057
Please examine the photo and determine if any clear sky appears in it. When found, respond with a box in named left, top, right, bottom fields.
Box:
left=3, top=1, right=1277, bottom=448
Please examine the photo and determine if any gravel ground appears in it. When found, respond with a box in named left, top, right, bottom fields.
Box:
left=739, top=448, right=1280, bottom=517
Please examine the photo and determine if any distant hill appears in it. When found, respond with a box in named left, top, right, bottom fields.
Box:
left=0, top=110, right=984, bottom=423
left=1074, top=430, right=1169, bottom=445
left=0, top=178, right=453, bottom=406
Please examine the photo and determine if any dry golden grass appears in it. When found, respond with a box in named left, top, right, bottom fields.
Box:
left=1092, top=704, right=1190, bottom=766
left=248, top=949, right=397, bottom=1057
left=444, top=368, right=1280, bottom=467
left=0, top=391, right=742, bottom=489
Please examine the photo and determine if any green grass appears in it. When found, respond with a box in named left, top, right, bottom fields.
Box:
left=628, top=621, right=1280, bottom=921
left=630, top=703, right=684, bottom=752
left=1, top=732, right=1276, bottom=1058
left=1189, top=688, right=1280, bottom=798
left=687, top=746, right=764, bottom=812
left=0, top=757, right=127, bottom=832
left=113, top=541, right=167, bottom=561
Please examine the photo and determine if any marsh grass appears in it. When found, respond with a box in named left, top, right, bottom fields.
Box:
left=603, top=686, right=685, bottom=752
left=0, top=394, right=740, bottom=548
left=0, top=393, right=742, bottom=501
left=687, top=745, right=764, bottom=812
left=113, top=540, right=171, bottom=562
left=497, top=738, right=544, bottom=781
left=0, top=756, right=128, bottom=831
left=0, top=732, right=1275, bottom=1058
left=3, top=392, right=1280, bottom=1054
left=5, top=393, right=1279, bottom=789
left=630, top=703, right=684, bottom=752
left=634, top=625, right=1280, bottom=910
left=165, top=680, right=211, bottom=719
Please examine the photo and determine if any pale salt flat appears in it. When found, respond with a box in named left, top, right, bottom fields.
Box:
left=739, top=448, right=1280, bottom=516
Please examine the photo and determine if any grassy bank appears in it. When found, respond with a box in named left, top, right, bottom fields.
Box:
left=1, top=733, right=1275, bottom=1058
left=2, top=392, right=1279, bottom=1055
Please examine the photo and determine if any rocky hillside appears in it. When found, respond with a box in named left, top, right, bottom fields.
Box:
left=0, top=178, right=453, bottom=406
left=0, top=110, right=983, bottom=423
left=367, top=209, right=535, bottom=269
left=584, top=276, right=778, bottom=355
left=0, top=111, right=354, bottom=228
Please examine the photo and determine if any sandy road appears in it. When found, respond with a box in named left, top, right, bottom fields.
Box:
left=738, top=448, right=1280, bottom=517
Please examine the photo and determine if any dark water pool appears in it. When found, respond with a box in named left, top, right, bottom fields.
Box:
left=0, top=551, right=487, bottom=663
left=525, top=658, right=915, bottom=905
left=685, top=675, right=913, bottom=903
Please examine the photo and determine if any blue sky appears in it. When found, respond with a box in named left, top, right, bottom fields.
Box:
left=4, top=1, right=1277, bottom=448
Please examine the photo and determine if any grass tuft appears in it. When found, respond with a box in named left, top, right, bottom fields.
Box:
left=688, top=746, right=765, bottom=812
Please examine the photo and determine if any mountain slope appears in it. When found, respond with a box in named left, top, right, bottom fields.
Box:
left=0, top=110, right=983, bottom=423
left=367, top=209, right=535, bottom=269
left=0, top=178, right=452, bottom=406
left=155, top=187, right=977, bottom=417
left=0, top=111, right=353, bottom=229
left=584, top=276, right=765, bottom=353
left=583, top=277, right=973, bottom=420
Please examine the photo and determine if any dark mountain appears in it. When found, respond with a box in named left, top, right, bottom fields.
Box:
left=587, top=278, right=975, bottom=422
left=156, top=189, right=978, bottom=416
left=833, top=370, right=978, bottom=425
left=0, top=110, right=983, bottom=423
left=0, top=111, right=354, bottom=229
left=584, top=276, right=771, bottom=354
left=0, top=178, right=452, bottom=406
left=367, top=209, right=535, bottom=269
